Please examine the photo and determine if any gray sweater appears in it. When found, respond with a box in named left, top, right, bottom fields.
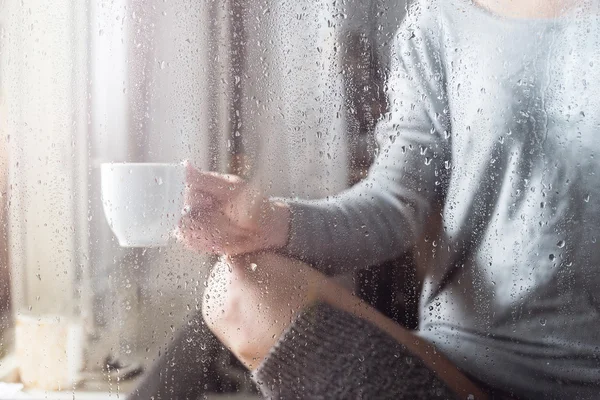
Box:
left=280, top=0, right=600, bottom=397
left=254, top=303, right=456, bottom=399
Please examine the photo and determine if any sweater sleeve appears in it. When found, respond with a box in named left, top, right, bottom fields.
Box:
left=252, top=302, right=455, bottom=399
left=281, top=3, right=450, bottom=272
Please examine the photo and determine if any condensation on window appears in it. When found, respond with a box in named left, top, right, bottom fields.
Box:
left=1, top=0, right=599, bottom=398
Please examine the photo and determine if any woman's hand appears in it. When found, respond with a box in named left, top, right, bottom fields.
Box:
left=177, top=163, right=291, bottom=256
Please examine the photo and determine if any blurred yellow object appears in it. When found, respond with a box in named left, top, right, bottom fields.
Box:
left=14, top=315, right=83, bottom=391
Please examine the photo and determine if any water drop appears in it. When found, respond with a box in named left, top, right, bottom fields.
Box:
left=540, top=318, right=547, bottom=326
left=549, top=254, right=556, bottom=262
left=556, top=240, right=565, bottom=248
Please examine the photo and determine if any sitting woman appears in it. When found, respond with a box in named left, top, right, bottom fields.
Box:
left=133, top=0, right=600, bottom=398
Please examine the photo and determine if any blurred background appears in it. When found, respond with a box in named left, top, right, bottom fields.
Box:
left=0, top=0, right=412, bottom=397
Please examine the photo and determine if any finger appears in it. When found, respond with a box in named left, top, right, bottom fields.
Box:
left=178, top=219, right=255, bottom=258
left=185, top=163, right=244, bottom=201
left=179, top=208, right=254, bottom=239
left=181, top=234, right=225, bottom=254
left=181, top=228, right=253, bottom=255
left=184, top=189, right=216, bottom=211
left=177, top=219, right=223, bottom=250
left=221, top=235, right=270, bottom=258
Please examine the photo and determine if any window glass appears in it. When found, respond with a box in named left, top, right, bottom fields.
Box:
left=1, top=0, right=599, bottom=398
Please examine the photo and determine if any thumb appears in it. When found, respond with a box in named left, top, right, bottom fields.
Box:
left=185, top=162, right=244, bottom=202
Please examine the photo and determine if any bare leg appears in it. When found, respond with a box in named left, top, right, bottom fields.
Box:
left=127, top=311, right=253, bottom=400
left=203, top=252, right=488, bottom=399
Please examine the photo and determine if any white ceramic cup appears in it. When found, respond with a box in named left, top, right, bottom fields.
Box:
left=101, top=162, right=185, bottom=247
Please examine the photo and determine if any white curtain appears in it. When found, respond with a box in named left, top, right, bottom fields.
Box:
left=239, top=0, right=406, bottom=197
left=2, top=0, right=89, bottom=319
left=241, top=1, right=353, bottom=198
left=87, top=0, right=228, bottom=361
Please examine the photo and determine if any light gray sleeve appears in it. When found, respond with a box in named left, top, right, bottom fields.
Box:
left=282, top=5, right=450, bottom=273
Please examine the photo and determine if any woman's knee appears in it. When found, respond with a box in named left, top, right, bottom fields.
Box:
left=201, top=256, right=251, bottom=336
left=201, top=252, right=325, bottom=368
